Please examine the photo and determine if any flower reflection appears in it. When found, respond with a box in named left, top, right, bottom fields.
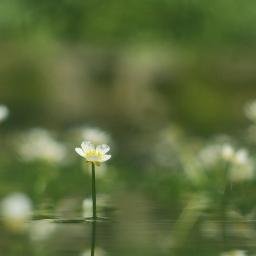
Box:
left=81, top=248, right=107, bottom=256
left=201, top=209, right=256, bottom=240
left=1, top=193, right=32, bottom=232
left=80, top=217, right=107, bottom=256
left=29, top=220, right=56, bottom=241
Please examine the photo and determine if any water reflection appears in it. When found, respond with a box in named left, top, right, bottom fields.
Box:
left=1, top=191, right=256, bottom=255
left=81, top=220, right=107, bottom=256
left=91, top=222, right=96, bottom=256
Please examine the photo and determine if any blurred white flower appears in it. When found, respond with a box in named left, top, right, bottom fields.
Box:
left=82, top=198, right=93, bottom=218
left=81, top=127, right=111, bottom=145
left=198, top=143, right=254, bottom=182
left=245, top=100, right=256, bottom=122
left=233, top=149, right=248, bottom=165
left=198, top=144, right=223, bottom=167
left=199, top=143, right=237, bottom=167
left=75, top=141, right=111, bottom=165
left=0, top=105, right=9, bottom=123
left=18, top=128, right=67, bottom=163
left=222, top=144, right=235, bottom=161
left=221, top=250, right=247, bottom=256
left=29, top=220, right=56, bottom=241
left=81, top=248, right=106, bottom=256
left=82, top=195, right=110, bottom=218
left=229, top=149, right=254, bottom=182
left=1, top=193, right=32, bottom=232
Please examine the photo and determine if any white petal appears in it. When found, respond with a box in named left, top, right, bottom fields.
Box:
left=100, top=154, right=111, bottom=162
left=75, top=148, right=84, bottom=157
left=96, top=144, right=110, bottom=154
left=81, top=141, right=94, bottom=152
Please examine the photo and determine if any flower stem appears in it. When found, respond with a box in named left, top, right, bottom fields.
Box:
left=91, top=162, right=97, bottom=219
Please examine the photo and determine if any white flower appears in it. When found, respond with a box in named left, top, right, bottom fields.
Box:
left=198, top=143, right=254, bottom=182
left=1, top=193, right=32, bottom=232
left=0, top=105, right=9, bottom=123
left=75, top=141, right=111, bottom=165
left=221, top=250, right=247, bottom=256
left=18, top=128, right=67, bottom=163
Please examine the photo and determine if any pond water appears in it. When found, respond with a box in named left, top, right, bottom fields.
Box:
left=0, top=189, right=253, bottom=256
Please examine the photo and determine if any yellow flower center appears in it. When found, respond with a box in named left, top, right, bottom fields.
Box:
left=84, top=150, right=103, bottom=160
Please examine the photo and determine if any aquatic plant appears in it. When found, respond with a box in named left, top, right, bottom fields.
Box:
left=75, top=141, right=111, bottom=220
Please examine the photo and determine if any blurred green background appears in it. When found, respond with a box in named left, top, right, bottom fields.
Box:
left=1, top=0, right=256, bottom=135
left=1, top=1, right=256, bottom=255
